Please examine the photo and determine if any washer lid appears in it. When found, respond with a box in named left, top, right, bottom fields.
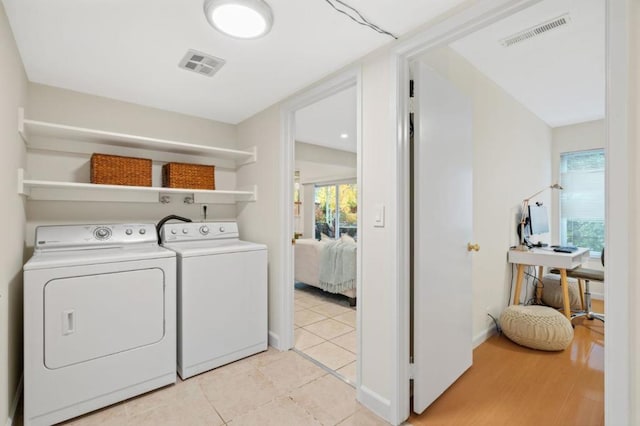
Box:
left=162, top=239, right=267, bottom=257
left=24, top=245, right=175, bottom=270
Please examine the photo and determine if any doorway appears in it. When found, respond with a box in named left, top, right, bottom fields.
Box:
left=292, top=85, right=359, bottom=382
left=280, top=69, right=362, bottom=386
left=398, top=2, right=626, bottom=422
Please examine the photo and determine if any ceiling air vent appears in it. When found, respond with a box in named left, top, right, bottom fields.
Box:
left=178, top=49, right=225, bottom=77
left=500, top=14, right=571, bottom=47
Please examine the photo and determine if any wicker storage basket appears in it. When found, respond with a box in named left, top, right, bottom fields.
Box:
left=90, top=153, right=152, bottom=187
left=162, top=162, right=215, bottom=190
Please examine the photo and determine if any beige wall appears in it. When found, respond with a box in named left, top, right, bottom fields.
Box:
left=235, top=105, right=284, bottom=346
left=0, top=3, right=27, bottom=423
left=24, top=83, right=239, bottom=245
left=296, top=142, right=356, bottom=184
left=631, top=1, right=639, bottom=423
left=296, top=142, right=356, bottom=176
left=420, top=47, right=553, bottom=343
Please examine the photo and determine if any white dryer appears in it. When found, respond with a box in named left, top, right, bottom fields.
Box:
left=23, top=224, right=176, bottom=426
left=160, top=221, right=267, bottom=379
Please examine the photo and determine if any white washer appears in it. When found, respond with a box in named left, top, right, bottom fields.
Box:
left=23, top=224, right=176, bottom=426
left=160, top=221, right=267, bottom=379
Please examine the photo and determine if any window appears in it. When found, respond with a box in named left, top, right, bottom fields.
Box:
left=559, top=149, right=605, bottom=256
left=314, top=183, right=357, bottom=240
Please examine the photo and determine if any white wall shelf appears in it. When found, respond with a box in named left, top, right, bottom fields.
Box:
left=18, top=108, right=257, bottom=166
left=18, top=169, right=256, bottom=204
left=17, top=108, right=258, bottom=204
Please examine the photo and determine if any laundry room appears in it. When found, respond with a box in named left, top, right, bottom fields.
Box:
left=3, top=0, right=374, bottom=423
left=3, top=1, right=281, bottom=423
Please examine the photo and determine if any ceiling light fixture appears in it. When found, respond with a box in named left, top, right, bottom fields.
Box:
left=340, top=133, right=349, bottom=139
left=203, top=0, right=273, bottom=39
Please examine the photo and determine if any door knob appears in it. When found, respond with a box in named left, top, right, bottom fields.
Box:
left=467, top=243, right=480, bottom=252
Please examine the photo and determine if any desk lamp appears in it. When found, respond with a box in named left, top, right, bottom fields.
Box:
left=515, top=183, right=563, bottom=251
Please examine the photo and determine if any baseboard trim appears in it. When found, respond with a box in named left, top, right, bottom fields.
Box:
left=591, top=292, right=604, bottom=301
left=473, top=325, right=497, bottom=349
left=357, top=385, right=391, bottom=424
left=6, top=374, right=23, bottom=426
left=268, top=330, right=281, bottom=350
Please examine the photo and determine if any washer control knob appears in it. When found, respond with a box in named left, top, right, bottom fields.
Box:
left=200, top=226, right=209, bottom=235
left=125, top=229, right=133, bottom=235
left=171, top=229, right=177, bottom=235
left=94, top=227, right=111, bottom=240
left=219, top=226, right=225, bottom=233
left=182, top=228, right=189, bottom=234
left=139, top=228, right=146, bottom=235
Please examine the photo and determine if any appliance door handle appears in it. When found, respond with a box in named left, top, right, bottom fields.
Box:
left=62, top=309, right=75, bottom=335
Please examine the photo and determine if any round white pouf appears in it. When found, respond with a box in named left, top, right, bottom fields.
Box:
left=541, top=274, right=582, bottom=311
left=500, top=305, right=574, bottom=351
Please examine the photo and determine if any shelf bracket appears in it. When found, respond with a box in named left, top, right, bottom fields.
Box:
left=17, top=168, right=30, bottom=196
left=237, top=146, right=257, bottom=166
left=18, top=107, right=27, bottom=144
left=237, top=185, right=257, bottom=202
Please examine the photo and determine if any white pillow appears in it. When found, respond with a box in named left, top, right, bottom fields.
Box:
left=340, top=234, right=356, bottom=244
left=320, top=233, right=332, bottom=241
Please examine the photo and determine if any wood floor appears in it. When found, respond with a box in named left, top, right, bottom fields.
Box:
left=409, top=300, right=604, bottom=426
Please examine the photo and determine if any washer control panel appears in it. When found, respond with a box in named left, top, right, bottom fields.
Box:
left=160, top=222, right=239, bottom=243
left=34, top=223, right=158, bottom=250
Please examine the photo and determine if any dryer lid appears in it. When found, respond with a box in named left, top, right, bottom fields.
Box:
left=162, top=239, right=267, bottom=257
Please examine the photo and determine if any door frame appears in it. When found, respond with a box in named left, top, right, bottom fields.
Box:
left=279, top=68, right=363, bottom=375
left=390, top=0, right=631, bottom=424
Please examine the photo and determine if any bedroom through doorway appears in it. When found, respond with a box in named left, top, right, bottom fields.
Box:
left=291, top=84, right=359, bottom=383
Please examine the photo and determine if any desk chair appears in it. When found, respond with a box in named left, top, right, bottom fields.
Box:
left=551, top=249, right=604, bottom=322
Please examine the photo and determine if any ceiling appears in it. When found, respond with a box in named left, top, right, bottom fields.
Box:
left=450, top=0, right=605, bottom=128
left=2, top=0, right=468, bottom=125
left=295, top=86, right=357, bottom=153
left=296, top=0, right=605, bottom=152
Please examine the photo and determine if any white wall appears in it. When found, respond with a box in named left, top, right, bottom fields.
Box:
left=419, top=47, right=553, bottom=344
left=295, top=142, right=357, bottom=182
left=301, top=184, right=315, bottom=239
left=24, top=83, right=238, bottom=246
left=295, top=141, right=357, bottom=239
left=0, top=3, right=27, bottom=423
left=551, top=119, right=605, bottom=297
left=358, top=51, right=397, bottom=416
left=235, top=105, right=284, bottom=347
left=630, top=1, right=640, bottom=422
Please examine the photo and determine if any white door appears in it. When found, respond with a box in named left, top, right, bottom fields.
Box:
left=413, top=62, right=473, bottom=414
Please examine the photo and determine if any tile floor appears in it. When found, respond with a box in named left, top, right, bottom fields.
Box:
left=16, top=347, right=388, bottom=426
left=293, top=284, right=357, bottom=383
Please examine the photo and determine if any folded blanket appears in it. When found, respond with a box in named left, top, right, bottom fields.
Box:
left=318, top=239, right=357, bottom=293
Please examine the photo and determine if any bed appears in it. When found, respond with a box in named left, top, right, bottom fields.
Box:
left=294, top=238, right=357, bottom=306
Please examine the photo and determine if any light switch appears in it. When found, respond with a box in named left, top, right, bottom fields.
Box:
left=374, top=203, right=385, bottom=228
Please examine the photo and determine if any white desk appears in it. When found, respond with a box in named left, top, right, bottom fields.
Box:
left=507, top=247, right=590, bottom=319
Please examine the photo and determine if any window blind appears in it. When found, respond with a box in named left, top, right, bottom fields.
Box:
left=559, top=149, right=605, bottom=254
